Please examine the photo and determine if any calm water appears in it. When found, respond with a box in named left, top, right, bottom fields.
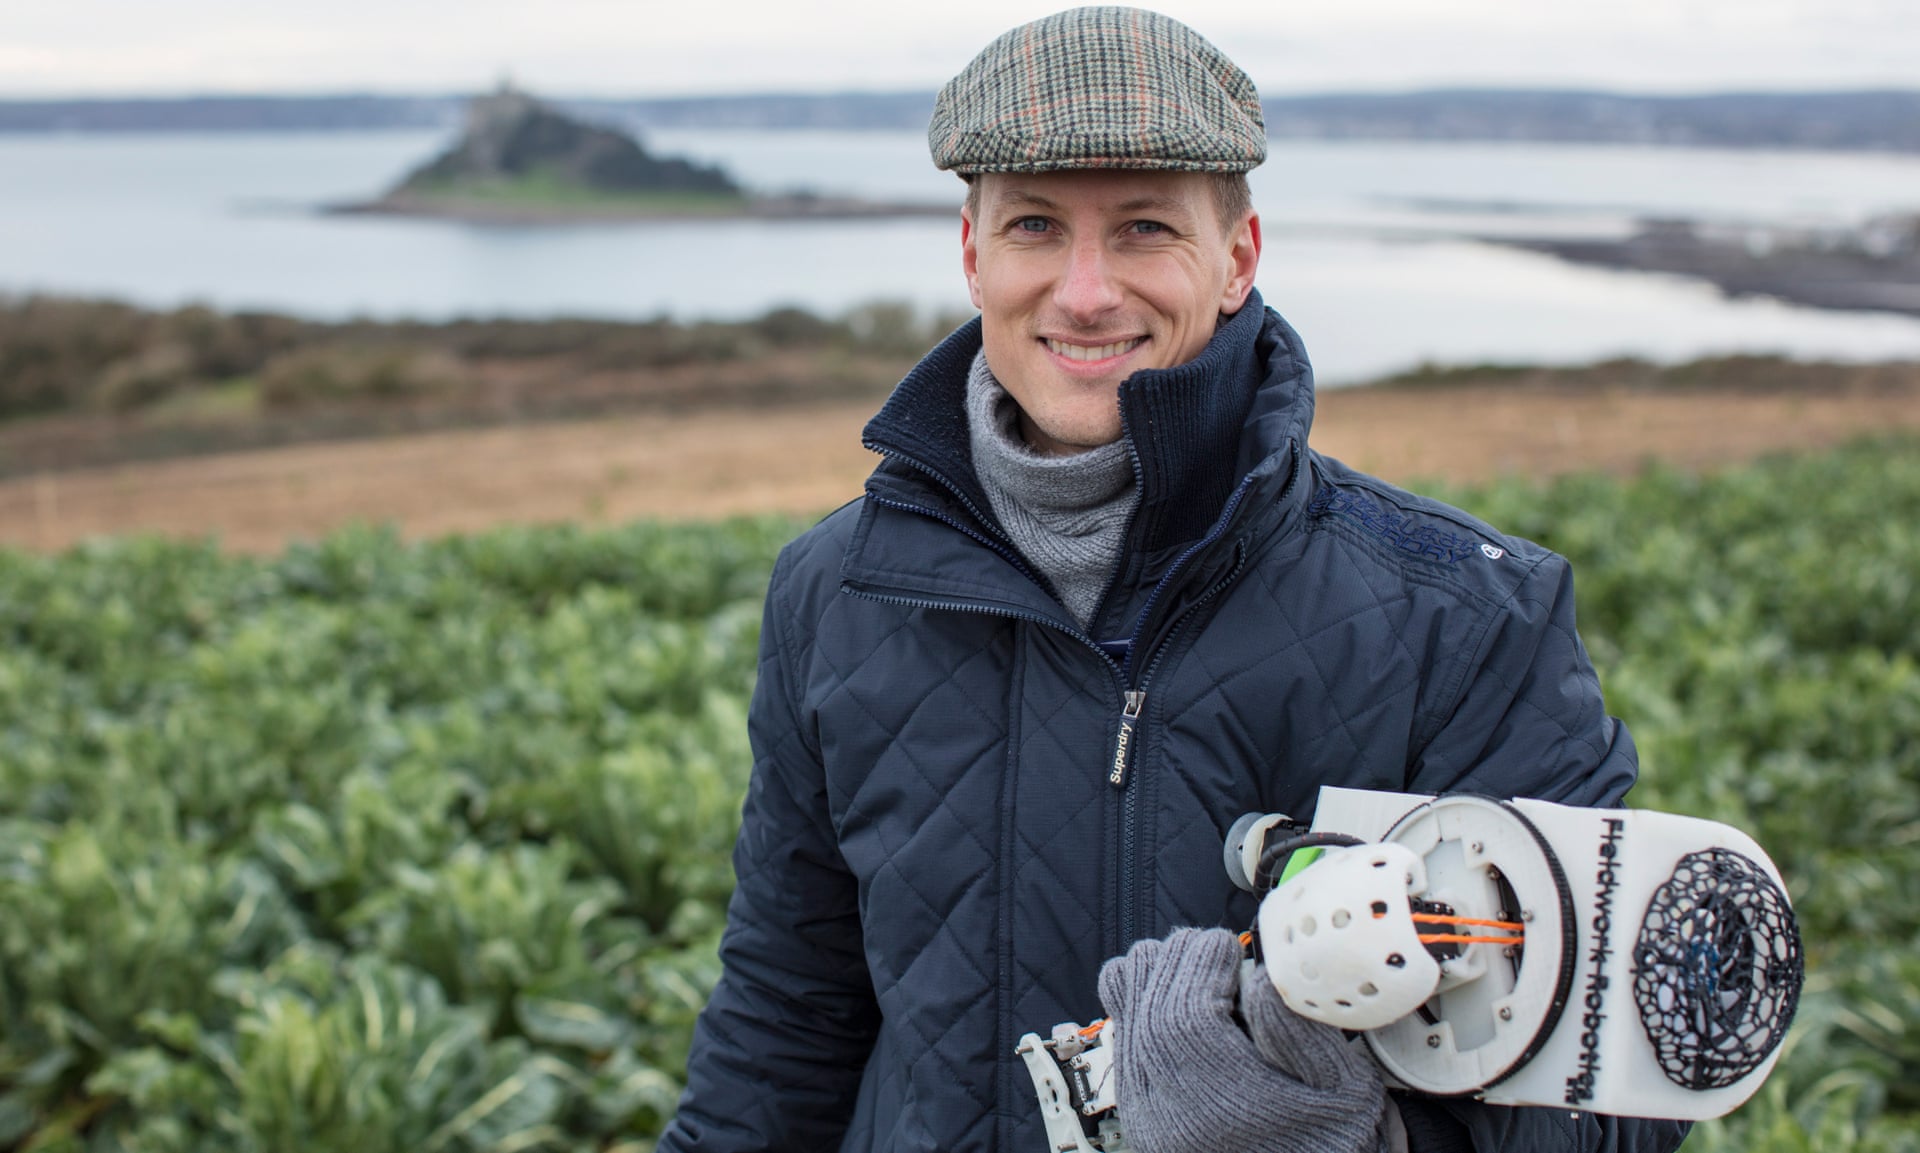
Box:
left=5, top=129, right=1920, bottom=384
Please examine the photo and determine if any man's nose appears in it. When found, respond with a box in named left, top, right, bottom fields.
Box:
left=1052, top=235, right=1124, bottom=322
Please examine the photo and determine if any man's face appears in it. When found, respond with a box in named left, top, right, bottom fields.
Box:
left=961, top=169, right=1261, bottom=455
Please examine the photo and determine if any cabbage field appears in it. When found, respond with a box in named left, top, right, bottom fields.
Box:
left=2, top=438, right=1916, bottom=1151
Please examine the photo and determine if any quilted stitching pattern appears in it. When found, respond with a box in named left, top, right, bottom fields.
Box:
left=701, top=496, right=1623, bottom=1150
left=661, top=321, right=1646, bottom=1153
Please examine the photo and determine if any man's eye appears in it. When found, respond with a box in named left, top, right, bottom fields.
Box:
left=1014, top=217, right=1050, bottom=233
left=1131, top=220, right=1167, bottom=234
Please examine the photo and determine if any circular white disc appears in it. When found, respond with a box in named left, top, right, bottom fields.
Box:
left=1365, top=796, right=1575, bottom=1096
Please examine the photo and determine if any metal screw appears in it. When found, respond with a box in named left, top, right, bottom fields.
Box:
left=1521, top=910, right=1535, bottom=922
left=1499, top=1006, right=1513, bottom=1021
left=1427, top=1034, right=1442, bottom=1049
left=1470, top=841, right=1484, bottom=854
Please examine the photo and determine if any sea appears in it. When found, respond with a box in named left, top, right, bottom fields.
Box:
left=5, top=128, right=1920, bottom=385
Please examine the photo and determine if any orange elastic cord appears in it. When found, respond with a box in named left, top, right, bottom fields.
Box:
left=1415, top=910, right=1525, bottom=948
left=1412, top=912, right=1527, bottom=932
left=1413, top=913, right=1526, bottom=931
left=1078, top=1020, right=1107, bottom=1039
left=1239, top=930, right=1254, bottom=947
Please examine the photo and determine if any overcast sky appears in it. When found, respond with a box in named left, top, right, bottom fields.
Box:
left=3, top=0, right=1917, bottom=99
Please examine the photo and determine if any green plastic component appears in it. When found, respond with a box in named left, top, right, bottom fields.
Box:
left=1277, top=845, right=1324, bottom=886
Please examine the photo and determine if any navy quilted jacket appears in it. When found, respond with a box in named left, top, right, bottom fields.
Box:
left=657, top=295, right=1689, bottom=1153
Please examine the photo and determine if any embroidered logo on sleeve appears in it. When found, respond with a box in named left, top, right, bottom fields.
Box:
left=1308, top=488, right=1479, bottom=565
left=1481, top=543, right=1506, bottom=560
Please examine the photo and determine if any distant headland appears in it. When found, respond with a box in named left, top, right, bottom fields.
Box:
left=11, top=90, right=1920, bottom=154
left=1495, top=213, right=1920, bottom=318
left=332, top=83, right=952, bottom=224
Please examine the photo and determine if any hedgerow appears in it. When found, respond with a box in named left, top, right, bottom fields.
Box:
left=1, top=440, right=1915, bottom=1149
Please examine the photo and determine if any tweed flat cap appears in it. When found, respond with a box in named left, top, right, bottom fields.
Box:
left=929, top=6, right=1266, bottom=174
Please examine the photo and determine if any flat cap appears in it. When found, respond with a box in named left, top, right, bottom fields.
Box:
left=929, top=6, right=1266, bottom=175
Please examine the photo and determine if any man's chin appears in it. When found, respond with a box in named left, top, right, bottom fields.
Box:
left=1019, top=410, right=1125, bottom=455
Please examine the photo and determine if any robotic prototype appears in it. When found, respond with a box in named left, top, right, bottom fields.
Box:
left=1018, top=788, right=1804, bottom=1152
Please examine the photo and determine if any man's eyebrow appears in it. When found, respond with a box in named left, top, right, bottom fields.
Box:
left=993, top=190, right=1060, bottom=211
left=1112, top=196, right=1196, bottom=216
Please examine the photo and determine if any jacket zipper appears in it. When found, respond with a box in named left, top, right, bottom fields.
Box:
left=859, top=447, right=1284, bottom=951
left=865, top=493, right=1053, bottom=596
left=1110, top=452, right=1293, bottom=945
left=863, top=445, right=1057, bottom=596
left=845, top=533, right=1239, bottom=952
left=1111, top=539, right=1249, bottom=945
left=859, top=496, right=1118, bottom=669
left=1107, top=691, right=1147, bottom=789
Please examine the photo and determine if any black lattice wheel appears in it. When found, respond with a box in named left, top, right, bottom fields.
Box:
left=1632, top=848, right=1803, bottom=1090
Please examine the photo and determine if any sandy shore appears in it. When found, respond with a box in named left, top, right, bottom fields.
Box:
left=4, top=371, right=1918, bottom=554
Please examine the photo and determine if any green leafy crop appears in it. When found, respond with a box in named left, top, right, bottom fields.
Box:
left=2, top=441, right=1917, bottom=1149
left=0, top=516, right=794, bottom=1149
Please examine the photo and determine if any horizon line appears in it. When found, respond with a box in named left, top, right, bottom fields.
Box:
left=7, top=84, right=1920, bottom=104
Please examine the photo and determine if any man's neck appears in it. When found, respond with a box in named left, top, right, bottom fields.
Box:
left=967, top=350, right=1139, bottom=629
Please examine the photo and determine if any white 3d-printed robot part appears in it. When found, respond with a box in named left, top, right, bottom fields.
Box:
left=1257, top=842, right=1442, bottom=1030
left=1301, top=788, right=1802, bottom=1120
left=1363, top=796, right=1576, bottom=1097
left=1015, top=786, right=1803, bottom=1147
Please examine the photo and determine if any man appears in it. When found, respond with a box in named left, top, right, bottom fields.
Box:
left=657, top=8, right=1690, bottom=1152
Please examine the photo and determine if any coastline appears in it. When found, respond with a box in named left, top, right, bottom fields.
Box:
left=1486, top=219, right=1920, bottom=317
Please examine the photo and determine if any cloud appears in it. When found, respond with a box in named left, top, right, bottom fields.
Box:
left=2, top=0, right=1916, bottom=96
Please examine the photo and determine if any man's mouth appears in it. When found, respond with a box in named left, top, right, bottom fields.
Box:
left=1044, top=336, right=1146, bottom=362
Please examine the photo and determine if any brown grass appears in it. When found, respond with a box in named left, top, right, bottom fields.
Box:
left=4, top=371, right=1920, bottom=554
left=1309, top=373, right=1920, bottom=482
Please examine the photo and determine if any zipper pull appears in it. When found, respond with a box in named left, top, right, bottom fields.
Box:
left=1108, top=691, right=1147, bottom=790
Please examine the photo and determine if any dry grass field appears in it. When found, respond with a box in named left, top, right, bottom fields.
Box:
left=4, top=369, right=1920, bottom=553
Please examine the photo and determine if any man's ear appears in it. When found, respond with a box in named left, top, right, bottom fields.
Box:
left=961, top=203, right=983, bottom=311
left=1219, top=212, right=1262, bottom=313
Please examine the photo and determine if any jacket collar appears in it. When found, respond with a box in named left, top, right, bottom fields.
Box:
left=863, top=289, right=1311, bottom=545
left=854, top=289, right=1319, bottom=615
left=1117, top=289, right=1284, bottom=551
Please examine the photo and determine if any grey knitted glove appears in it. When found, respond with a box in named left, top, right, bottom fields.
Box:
left=1096, top=927, right=1388, bottom=1153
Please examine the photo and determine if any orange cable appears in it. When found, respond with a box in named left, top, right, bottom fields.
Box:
left=1412, top=913, right=1527, bottom=932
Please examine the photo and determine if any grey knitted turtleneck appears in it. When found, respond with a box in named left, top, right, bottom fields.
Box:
left=966, top=350, right=1139, bottom=629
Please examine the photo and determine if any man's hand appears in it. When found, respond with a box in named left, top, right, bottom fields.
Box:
left=1097, top=927, right=1388, bottom=1153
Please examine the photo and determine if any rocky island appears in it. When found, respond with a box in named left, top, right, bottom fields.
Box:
left=338, top=84, right=951, bottom=224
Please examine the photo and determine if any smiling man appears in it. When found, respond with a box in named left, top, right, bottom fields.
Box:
left=962, top=169, right=1261, bottom=455
left=655, top=9, right=1688, bottom=1153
